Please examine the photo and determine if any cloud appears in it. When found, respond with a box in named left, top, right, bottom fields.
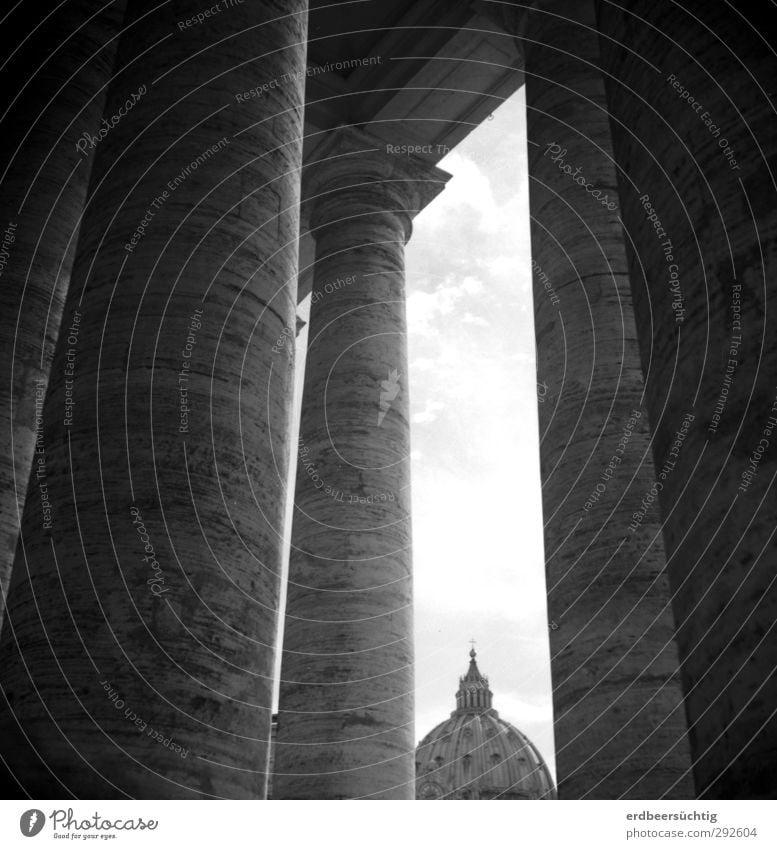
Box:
left=412, top=399, right=445, bottom=424
left=409, top=357, right=438, bottom=372
left=406, top=275, right=486, bottom=336
left=411, top=471, right=546, bottom=621
left=403, top=87, right=555, bottom=775
left=418, top=152, right=503, bottom=232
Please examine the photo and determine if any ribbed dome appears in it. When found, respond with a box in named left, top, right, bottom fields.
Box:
left=415, top=649, right=556, bottom=799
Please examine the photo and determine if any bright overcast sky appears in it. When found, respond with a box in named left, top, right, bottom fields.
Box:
left=405, top=88, right=555, bottom=778
left=280, top=86, right=555, bottom=782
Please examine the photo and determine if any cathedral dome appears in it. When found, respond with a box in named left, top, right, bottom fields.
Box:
left=415, top=649, right=556, bottom=799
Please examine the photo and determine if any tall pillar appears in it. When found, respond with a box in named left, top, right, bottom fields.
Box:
left=273, top=128, right=449, bottom=799
left=0, top=0, right=308, bottom=799
left=0, top=1, right=126, bottom=628
left=598, top=0, right=777, bottom=798
left=523, top=0, right=694, bottom=797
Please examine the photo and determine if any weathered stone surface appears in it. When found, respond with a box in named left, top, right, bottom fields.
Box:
left=523, top=0, right=694, bottom=799
left=0, top=0, right=308, bottom=799
left=273, top=128, right=448, bottom=799
left=1, top=0, right=770, bottom=804
left=598, top=0, right=777, bottom=798
left=0, top=1, right=125, bottom=629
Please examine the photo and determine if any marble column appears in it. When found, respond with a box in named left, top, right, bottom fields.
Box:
left=0, top=0, right=307, bottom=799
left=273, top=128, right=449, bottom=799
left=598, top=0, right=777, bottom=798
left=0, top=0, right=126, bottom=628
left=523, top=0, right=694, bottom=798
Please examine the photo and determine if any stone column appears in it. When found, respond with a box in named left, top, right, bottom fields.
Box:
left=523, top=0, right=694, bottom=798
left=598, top=0, right=777, bottom=798
left=273, top=128, right=449, bottom=799
left=0, top=0, right=307, bottom=799
left=0, top=0, right=126, bottom=628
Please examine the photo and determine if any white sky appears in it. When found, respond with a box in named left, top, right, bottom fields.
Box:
left=279, top=86, right=555, bottom=782
left=405, top=88, right=555, bottom=778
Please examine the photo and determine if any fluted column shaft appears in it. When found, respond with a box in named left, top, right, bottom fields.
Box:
left=273, top=129, right=448, bottom=799
left=0, top=1, right=126, bottom=628
left=523, top=0, right=693, bottom=798
left=0, top=0, right=307, bottom=799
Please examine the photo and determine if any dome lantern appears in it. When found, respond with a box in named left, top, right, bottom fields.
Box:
left=416, top=647, right=556, bottom=800
left=455, top=647, right=494, bottom=714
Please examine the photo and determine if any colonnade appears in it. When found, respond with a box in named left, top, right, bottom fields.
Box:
left=0, top=0, right=773, bottom=800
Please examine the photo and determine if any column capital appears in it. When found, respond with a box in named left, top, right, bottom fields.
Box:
left=302, top=126, right=451, bottom=243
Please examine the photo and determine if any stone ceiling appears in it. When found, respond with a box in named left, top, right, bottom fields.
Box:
left=304, top=0, right=524, bottom=164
